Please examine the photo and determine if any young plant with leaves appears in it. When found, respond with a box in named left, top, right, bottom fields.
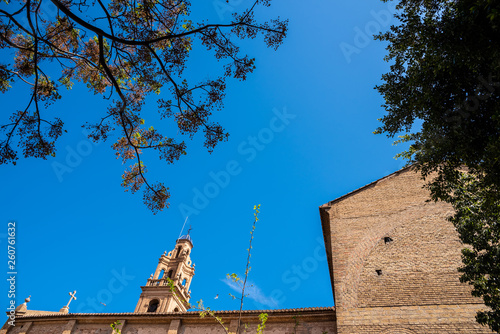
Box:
left=196, top=299, right=230, bottom=333
left=0, top=0, right=288, bottom=213
left=227, top=204, right=262, bottom=333
left=375, top=0, right=500, bottom=331
left=110, top=320, right=122, bottom=334
left=167, top=205, right=267, bottom=333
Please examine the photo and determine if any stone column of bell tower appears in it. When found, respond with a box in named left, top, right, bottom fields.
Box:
left=134, top=234, right=195, bottom=313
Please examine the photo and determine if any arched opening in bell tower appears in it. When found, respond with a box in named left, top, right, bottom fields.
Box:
left=147, top=299, right=159, bottom=312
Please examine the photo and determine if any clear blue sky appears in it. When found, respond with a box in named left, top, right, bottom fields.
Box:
left=1, top=0, right=406, bottom=313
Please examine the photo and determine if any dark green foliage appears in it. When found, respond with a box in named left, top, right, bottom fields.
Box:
left=452, top=174, right=500, bottom=332
left=375, top=0, right=500, bottom=331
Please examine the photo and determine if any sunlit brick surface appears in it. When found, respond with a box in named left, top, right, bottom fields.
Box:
left=320, top=167, right=493, bottom=334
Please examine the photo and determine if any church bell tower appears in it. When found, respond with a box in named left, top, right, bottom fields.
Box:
left=134, top=234, right=195, bottom=313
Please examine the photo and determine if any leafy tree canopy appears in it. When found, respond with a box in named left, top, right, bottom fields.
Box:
left=375, top=0, right=500, bottom=331
left=0, top=0, right=288, bottom=213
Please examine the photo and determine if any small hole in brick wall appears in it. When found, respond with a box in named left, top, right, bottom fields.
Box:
left=376, top=269, right=383, bottom=276
left=383, top=236, right=393, bottom=243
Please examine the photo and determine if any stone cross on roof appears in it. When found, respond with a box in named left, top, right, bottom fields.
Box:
left=65, top=291, right=77, bottom=308
left=59, top=290, right=76, bottom=314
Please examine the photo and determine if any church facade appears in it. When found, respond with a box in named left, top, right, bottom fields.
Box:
left=1, top=167, right=494, bottom=333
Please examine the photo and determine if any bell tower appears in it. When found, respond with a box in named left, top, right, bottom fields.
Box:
left=134, top=234, right=195, bottom=313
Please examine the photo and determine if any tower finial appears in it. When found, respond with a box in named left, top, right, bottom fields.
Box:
left=187, top=225, right=192, bottom=236
left=15, top=295, right=31, bottom=313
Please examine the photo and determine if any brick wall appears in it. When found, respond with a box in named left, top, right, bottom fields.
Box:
left=320, top=168, right=493, bottom=334
left=357, top=213, right=477, bottom=308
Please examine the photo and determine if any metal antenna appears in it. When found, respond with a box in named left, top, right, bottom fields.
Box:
left=178, top=216, right=189, bottom=239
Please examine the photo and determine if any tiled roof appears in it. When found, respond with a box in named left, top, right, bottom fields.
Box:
left=17, top=306, right=335, bottom=319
